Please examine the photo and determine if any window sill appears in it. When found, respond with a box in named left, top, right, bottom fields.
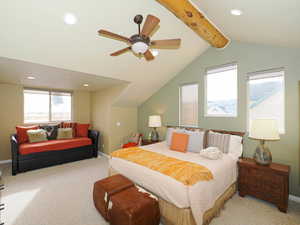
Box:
left=204, top=114, right=238, bottom=118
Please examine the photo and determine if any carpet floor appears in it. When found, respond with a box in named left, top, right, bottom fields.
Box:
left=1, top=157, right=299, bottom=225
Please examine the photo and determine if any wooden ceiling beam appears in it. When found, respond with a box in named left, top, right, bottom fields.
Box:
left=156, top=0, right=229, bottom=48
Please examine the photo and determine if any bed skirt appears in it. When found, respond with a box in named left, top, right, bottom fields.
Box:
left=108, top=167, right=236, bottom=225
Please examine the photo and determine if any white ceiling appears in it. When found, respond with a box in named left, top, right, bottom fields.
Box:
left=1, top=0, right=298, bottom=107
left=0, top=0, right=209, bottom=106
left=192, top=0, right=300, bottom=48
left=0, top=57, right=128, bottom=91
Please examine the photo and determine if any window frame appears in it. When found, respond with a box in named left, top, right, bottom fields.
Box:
left=23, top=88, right=73, bottom=124
left=246, top=67, right=286, bottom=134
left=179, top=83, right=199, bottom=127
left=204, top=62, right=238, bottom=118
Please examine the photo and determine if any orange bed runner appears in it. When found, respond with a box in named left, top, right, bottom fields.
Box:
left=111, top=147, right=213, bottom=186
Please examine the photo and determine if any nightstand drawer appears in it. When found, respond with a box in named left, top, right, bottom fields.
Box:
left=238, top=158, right=290, bottom=213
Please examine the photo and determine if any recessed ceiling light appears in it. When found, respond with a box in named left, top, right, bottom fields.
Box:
left=64, top=13, right=77, bottom=25
left=27, top=76, right=36, bottom=80
left=230, top=9, right=243, bottom=16
left=83, top=84, right=89, bottom=87
left=151, top=50, right=159, bottom=57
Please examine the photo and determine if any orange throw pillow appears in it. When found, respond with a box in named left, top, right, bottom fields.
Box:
left=170, top=132, right=189, bottom=153
left=16, top=125, right=39, bottom=144
left=76, top=123, right=90, bottom=137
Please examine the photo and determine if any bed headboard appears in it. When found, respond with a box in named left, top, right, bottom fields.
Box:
left=166, top=125, right=245, bottom=137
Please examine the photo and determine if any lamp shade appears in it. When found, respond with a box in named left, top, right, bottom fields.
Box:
left=249, top=119, right=280, bottom=141
left=148, top=115, right=161, bottom=128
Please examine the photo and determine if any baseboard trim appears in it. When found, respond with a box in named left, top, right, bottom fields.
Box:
left=0, top=159, right=12, bottom=164
left=99, top=152, right=109, bottom=158
left=289, top=194, right=300, bottom=203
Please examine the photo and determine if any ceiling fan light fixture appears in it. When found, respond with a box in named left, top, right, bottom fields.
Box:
left=132, top=41, right=149, bottom=54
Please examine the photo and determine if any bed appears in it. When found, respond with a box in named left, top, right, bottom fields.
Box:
left=109, top=128, right=245, bottom=225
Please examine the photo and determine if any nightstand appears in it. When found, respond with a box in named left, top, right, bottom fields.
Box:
left=141, top=139, right=160, bottom=146
left=238, top=158, right=290, bottom=213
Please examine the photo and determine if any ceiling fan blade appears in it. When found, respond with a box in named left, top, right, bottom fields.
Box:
left=144, top=50, right=155, bottom=61
left=110, top=47, right=131, bottom=56
left=98, top=29, right=131, bottom=43
left=141, top=15, right=160, bottom=37
left=151, top=39, right=181, bottom=48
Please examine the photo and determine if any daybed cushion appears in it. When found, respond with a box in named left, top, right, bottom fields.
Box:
left=19, top=137, right=92, bottom=155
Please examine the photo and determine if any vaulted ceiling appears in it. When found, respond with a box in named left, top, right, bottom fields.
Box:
left=0, top=0, right=208, bottom=106
left=192, top=0, right=300, bottom=48
left=0, top=0, right=298, bottom=106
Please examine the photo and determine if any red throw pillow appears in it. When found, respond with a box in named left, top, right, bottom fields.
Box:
left=16, top=125, right=39, bottom=144
left=122, top=142, right=138, bottom=148
left=170, top=132, right=189, bottom=153
left=76, top=123, right=90, bottom=137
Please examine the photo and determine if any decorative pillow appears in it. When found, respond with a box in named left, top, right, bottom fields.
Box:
left=170, top=132, right=189, bottom=153
left=27, top=129, right=48, bottom=143
left=200, top=147, right=223, bottom=160
left=184, top=130, right=205, bottom=153
left=76, top=123, right=90, bottom=137
left=207, top=131, right=231, bottom=153
left=39, top=124, right=59, bottom=140
left=228, top=135, right=243, bottom=158
left=16, top=125, right=39, bottom=144
left=166, top=128, right=185, bottom=146
left=60, top=122, right=77, bottom=137
left=57, top=128, right=73, bottom=139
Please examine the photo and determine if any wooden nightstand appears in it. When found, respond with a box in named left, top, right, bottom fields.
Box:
left=141, top=139, right=160, bottom=146
left=238, top=158, right=290, bottom=213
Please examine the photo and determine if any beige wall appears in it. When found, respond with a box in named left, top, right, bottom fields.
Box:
left=73, top=91, right=91, bottom=123
left=0, top=84, right=91, bottom=160
left=0, top=84, right=23, bottom=160
left=91, top=85, right=138, bottom=154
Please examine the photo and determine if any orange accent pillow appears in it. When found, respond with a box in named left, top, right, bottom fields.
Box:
left=170, top=132, right=189, bottom=153
left=76, top=123, right=90, bottom=137
left=16, top=125, right=39, bottom=144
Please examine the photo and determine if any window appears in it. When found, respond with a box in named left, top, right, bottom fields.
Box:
left=179, top=84, right=198, bottom=126
left=24, top=89, right=72, bottom=123
left=248, top=68, right=285, bottom=133
left=205, top=63, right=238, bottom=117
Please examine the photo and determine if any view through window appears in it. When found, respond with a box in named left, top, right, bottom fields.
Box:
left=248, top=69, right=285, bottom=133
left=179, top=84, right=198, bottom=126
left=24, top=89, right=72, bottom=123
left=205, top=63, right=238, bottom=117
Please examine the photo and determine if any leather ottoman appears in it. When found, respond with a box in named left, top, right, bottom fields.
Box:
left=93, top=174, right=134, bottom=221
left=109, top=186, right=160, bottom=225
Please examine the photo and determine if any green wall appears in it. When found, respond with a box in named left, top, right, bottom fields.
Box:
left=138, top=41, right=300, bottom=197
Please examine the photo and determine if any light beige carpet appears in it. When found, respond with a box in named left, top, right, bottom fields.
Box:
left=1, top=157, right=299, bottom=225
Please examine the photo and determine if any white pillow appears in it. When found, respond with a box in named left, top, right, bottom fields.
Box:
left=184, top=130, right=204, bottom=153
left=228, top=135, right=243, bottom=158
left=200, top=147, right=223, bottom=160
left=166, top=128, right=185, bottom=146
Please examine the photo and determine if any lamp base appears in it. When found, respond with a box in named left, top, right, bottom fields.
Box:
left=150, top=128, right=159, bottom=142
left=253, top=140, right=272, bottom=166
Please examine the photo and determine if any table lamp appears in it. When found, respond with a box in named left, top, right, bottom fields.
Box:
left=249, top=119, right=280, bottom=166
left=148, top=115, right=161, bottom=142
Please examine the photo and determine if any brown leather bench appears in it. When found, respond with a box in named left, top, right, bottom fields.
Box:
left=93, top=174, right=160, bottom=225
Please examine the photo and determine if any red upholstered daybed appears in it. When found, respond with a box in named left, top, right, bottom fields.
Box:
left=11, top=124, right=100, bottom=175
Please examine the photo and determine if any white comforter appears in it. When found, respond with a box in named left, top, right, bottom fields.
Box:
left=109, top=141, right=238, bottom=225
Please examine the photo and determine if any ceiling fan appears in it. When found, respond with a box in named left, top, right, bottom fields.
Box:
left=98, top=14, right=181, bottom=61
